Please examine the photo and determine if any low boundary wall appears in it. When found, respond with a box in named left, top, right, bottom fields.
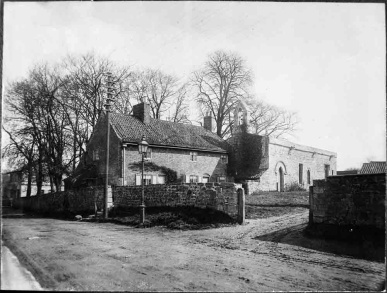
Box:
left=309, top=173, right=385, bottom=229
left=113, top=182, right=242, bottom=216
left=13, top=187, right=111, bottom=215
left=12, top=182, right=243, bottom=218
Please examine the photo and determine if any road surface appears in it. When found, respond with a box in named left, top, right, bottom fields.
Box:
left=2, top=211, right=385, bottom=291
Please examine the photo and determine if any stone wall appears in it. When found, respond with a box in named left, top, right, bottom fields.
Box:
left=13, top=183, right=242, bottom=217
left=13, top=187, right=111, bottom=215
left=310, top=173, right=385, bottom=228
left=113, top=182, right=241, bottom=216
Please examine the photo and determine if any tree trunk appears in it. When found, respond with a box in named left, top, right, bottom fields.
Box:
left=26, top=165, right=32, bottom=197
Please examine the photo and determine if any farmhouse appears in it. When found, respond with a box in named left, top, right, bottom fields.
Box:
left=70, top=101, right=336, bottom=194
left=70, top=102, right=230, bottom=188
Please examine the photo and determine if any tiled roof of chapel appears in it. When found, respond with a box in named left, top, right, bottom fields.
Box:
left=109, top=113, right=228, bottom=153
left=359, top=161, right=386, bottom=174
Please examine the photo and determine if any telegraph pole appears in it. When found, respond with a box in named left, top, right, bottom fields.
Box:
left=104, top=72, right=113, bottom=219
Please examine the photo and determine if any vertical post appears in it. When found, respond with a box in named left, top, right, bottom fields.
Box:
left=140, top=153, right=145, bottom=223
left=104, top=72, right=112, bottom=219
left=309, top=186, right=314, bottom=224
left=237, top=188, right=245, bottom=224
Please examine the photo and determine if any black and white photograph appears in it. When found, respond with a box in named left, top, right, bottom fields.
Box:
left=1, top=1, right=385, bottom=291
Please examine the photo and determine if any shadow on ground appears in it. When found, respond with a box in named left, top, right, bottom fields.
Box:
left=254, top=223, right=384, bottom=262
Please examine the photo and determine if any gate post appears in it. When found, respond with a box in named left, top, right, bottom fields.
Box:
left=309, top=186, right=314, bottom=224
left=237, top=188, right=245, bottom=225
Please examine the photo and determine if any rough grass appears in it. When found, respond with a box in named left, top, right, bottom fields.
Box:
left=105, top=206, right=238, bottom=230
left=245, top=191, right=309, bottom=219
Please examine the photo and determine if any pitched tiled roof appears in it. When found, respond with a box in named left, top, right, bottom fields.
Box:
left=110, top=113, right=228, bottom=152
left=359, top=161, right=386, bottom=174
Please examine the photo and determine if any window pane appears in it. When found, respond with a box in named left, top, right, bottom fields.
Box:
left=158, top=175, right=166, bottom=184
left=190, top=175, right=198, bottom=183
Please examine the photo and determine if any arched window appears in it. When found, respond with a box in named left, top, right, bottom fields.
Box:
left=307, top=170, right=311, bottom=185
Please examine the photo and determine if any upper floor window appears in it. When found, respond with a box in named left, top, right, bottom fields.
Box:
left=93, top=150, right=99, bottom=161
left=221, top=155, right=228, bottom=164
left=190, top=175, right=198, bottom=183
left=307, top=170, right=311, bottom=185
left=190, top=151, right=197, bottom=161
left=218, top=176, right=226, bottom=183
left=144, top=148, right=152, bottom=160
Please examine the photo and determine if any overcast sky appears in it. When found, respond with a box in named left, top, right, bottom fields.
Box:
left=2, top=1, right=385, bottom=171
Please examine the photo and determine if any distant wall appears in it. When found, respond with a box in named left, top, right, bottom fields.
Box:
left=113, top=182, right=242, bottom=216
left=310, top=174, right=385, bottom=228
left=13, top=187, right=111, bottom=215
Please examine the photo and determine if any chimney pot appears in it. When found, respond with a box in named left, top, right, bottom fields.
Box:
left=203, top=114, right=213, bottom=132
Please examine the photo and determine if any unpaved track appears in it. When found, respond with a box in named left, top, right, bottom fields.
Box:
left=2, top=211, right=384, bottom=291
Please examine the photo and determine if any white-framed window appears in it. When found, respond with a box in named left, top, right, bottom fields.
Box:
left=221, top=155, right=228, bottom=163
left=202, top=176, right=210, bottom=183
left=190, top=175, right=198, bottom=183
left=135, top=174, right=152, bottom=186
left=190, top=151, right=197, bottom=161
left=144, top=148, right=152, bottom=160
left=158, top=175, right=166, bottom=184
left=92, top=150, right=99, bottom=161
left=218, top=176, right=226, bottom=183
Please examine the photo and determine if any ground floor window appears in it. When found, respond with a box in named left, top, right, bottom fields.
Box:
left=190, top=175, right=198, bottom=183
left=218, top=176, right=226, bottom=182
left=135, top=174, right=164, bottom=185
left=307, top=170, right=311, bottom=185
left=158, top=175, right=166, bottom=184
left=202, top=176, right=210, bottom=183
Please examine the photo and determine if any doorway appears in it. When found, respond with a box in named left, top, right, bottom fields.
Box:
left=279, top=167, right=284, bottom=192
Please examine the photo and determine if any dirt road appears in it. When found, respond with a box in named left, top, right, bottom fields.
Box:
left=2, top=211, right=384, bottom=291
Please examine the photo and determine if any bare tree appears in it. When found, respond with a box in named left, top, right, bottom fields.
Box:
left=129, top=68, right=191, bottom=121
left=192, top=50, right=253, bottom=138
left=247, top=99, right=299, bottom=138
left=165, top=83, right=191, bottom=123
left=61, top=52, right=132, bottom=132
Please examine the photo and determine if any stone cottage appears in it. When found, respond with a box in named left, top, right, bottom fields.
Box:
left=71, top=102, right=230, bottom=188
left=227, top=101, right=337, bottom=193
left=70, top=101, right=336, bottom=194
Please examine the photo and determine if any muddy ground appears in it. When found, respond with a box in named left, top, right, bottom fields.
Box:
left=2, top=210, right=384, bottom=291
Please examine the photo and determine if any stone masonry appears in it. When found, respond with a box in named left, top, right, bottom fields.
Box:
left=113, top=182, right=241, bottom=216
left=310, top=173, right=385, bottom=229
left=14, top=182, right=242, bottom=218
left=258, top=137, right=337, bottom=191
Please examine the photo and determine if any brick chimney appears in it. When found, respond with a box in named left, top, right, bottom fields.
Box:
left=203, top=113, right=213, bottom=132
left=133, top=102, right=151, bottom=124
